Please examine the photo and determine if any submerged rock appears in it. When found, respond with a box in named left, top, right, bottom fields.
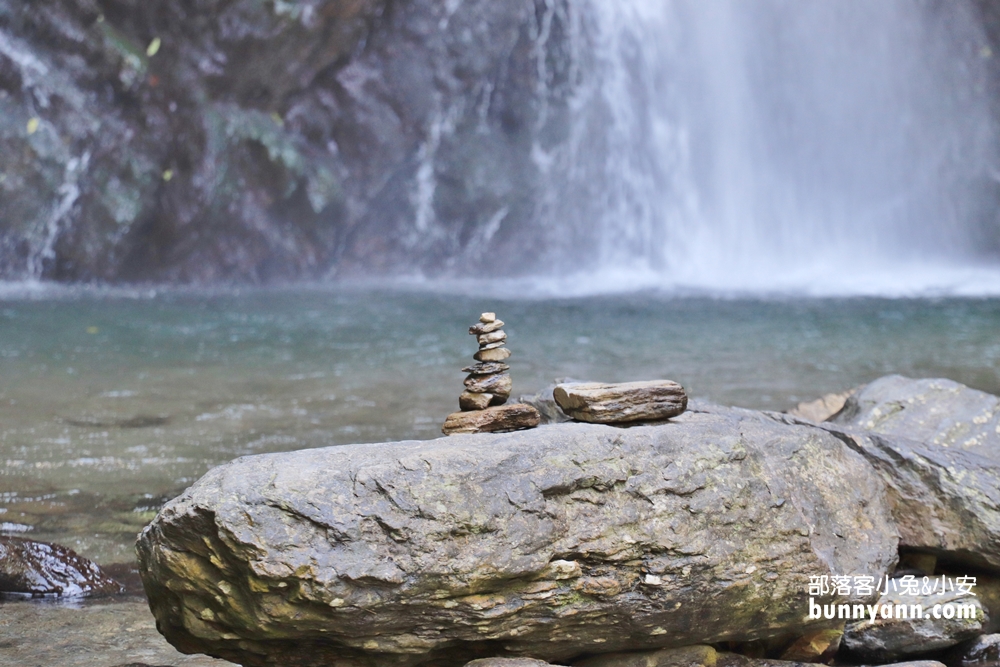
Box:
left=827, top=376, right=1000, bottom=570
left=0, top=536, right=122, bottom=598
left=137, top=407, right=897, bottom=667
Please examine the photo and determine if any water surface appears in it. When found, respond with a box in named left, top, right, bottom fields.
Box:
left=2, top=287, right=999, bottom=564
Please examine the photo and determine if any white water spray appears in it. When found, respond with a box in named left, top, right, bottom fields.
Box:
left=538, top=0, right=1000, bottom=295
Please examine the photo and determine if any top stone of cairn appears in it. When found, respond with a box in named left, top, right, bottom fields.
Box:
left=480, top=312, right=496, bottom=323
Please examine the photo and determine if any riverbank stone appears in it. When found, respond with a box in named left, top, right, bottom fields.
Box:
left=137, top=406, right=897, bottom=667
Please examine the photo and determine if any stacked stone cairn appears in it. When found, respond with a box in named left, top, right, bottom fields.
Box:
left=442, top=313, right=541, bottom=435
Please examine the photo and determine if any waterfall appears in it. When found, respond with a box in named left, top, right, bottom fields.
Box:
left=536, top=0, right=1000, bottom=294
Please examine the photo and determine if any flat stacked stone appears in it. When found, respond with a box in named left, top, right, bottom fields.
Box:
left=554, top=380, right=688, bottom=424
left=442, top=313, right=540, bottom=435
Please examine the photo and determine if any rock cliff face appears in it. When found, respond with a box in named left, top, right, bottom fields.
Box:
left=0, top=0, right=577, bottom=282
left=137, top=405, right=898, bottom=667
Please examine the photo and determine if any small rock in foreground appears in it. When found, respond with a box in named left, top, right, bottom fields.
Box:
left=0, top=535, right=123, bottom=598
left=946, top=633, right=1000, bottom=667
left=465, top=660, right=566, bottom=667
left=842, top=587, right=985, bottom=661
left=554, top=380, right=687, bottom=424
left=442, top=404, right=541, bottom=435
left=575, top=644, right=717, bottom=667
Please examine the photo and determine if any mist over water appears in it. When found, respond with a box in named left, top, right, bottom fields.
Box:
left=536, top=0, right=1000, bottom=295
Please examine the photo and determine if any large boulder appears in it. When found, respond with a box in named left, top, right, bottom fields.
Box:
left=137, top=406, right=898, bottom=667
left=827, top=376, right=1000, bottom=570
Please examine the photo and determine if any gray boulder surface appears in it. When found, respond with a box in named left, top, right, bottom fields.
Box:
left=841, top=587, right=985, bottom=660
left=137, top=406, right=897, bottom=667
left=827, top=376, right=1000, bottom=570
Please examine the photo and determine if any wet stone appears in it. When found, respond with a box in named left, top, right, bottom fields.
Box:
left=947, top=633, right=1000, bottom=667
left=842, top=587, right=986, bottom=661
left=0, top=536, right=123, bottom=598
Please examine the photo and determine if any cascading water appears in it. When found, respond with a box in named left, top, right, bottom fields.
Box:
left=534, top=0, right=1000, bottom=294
